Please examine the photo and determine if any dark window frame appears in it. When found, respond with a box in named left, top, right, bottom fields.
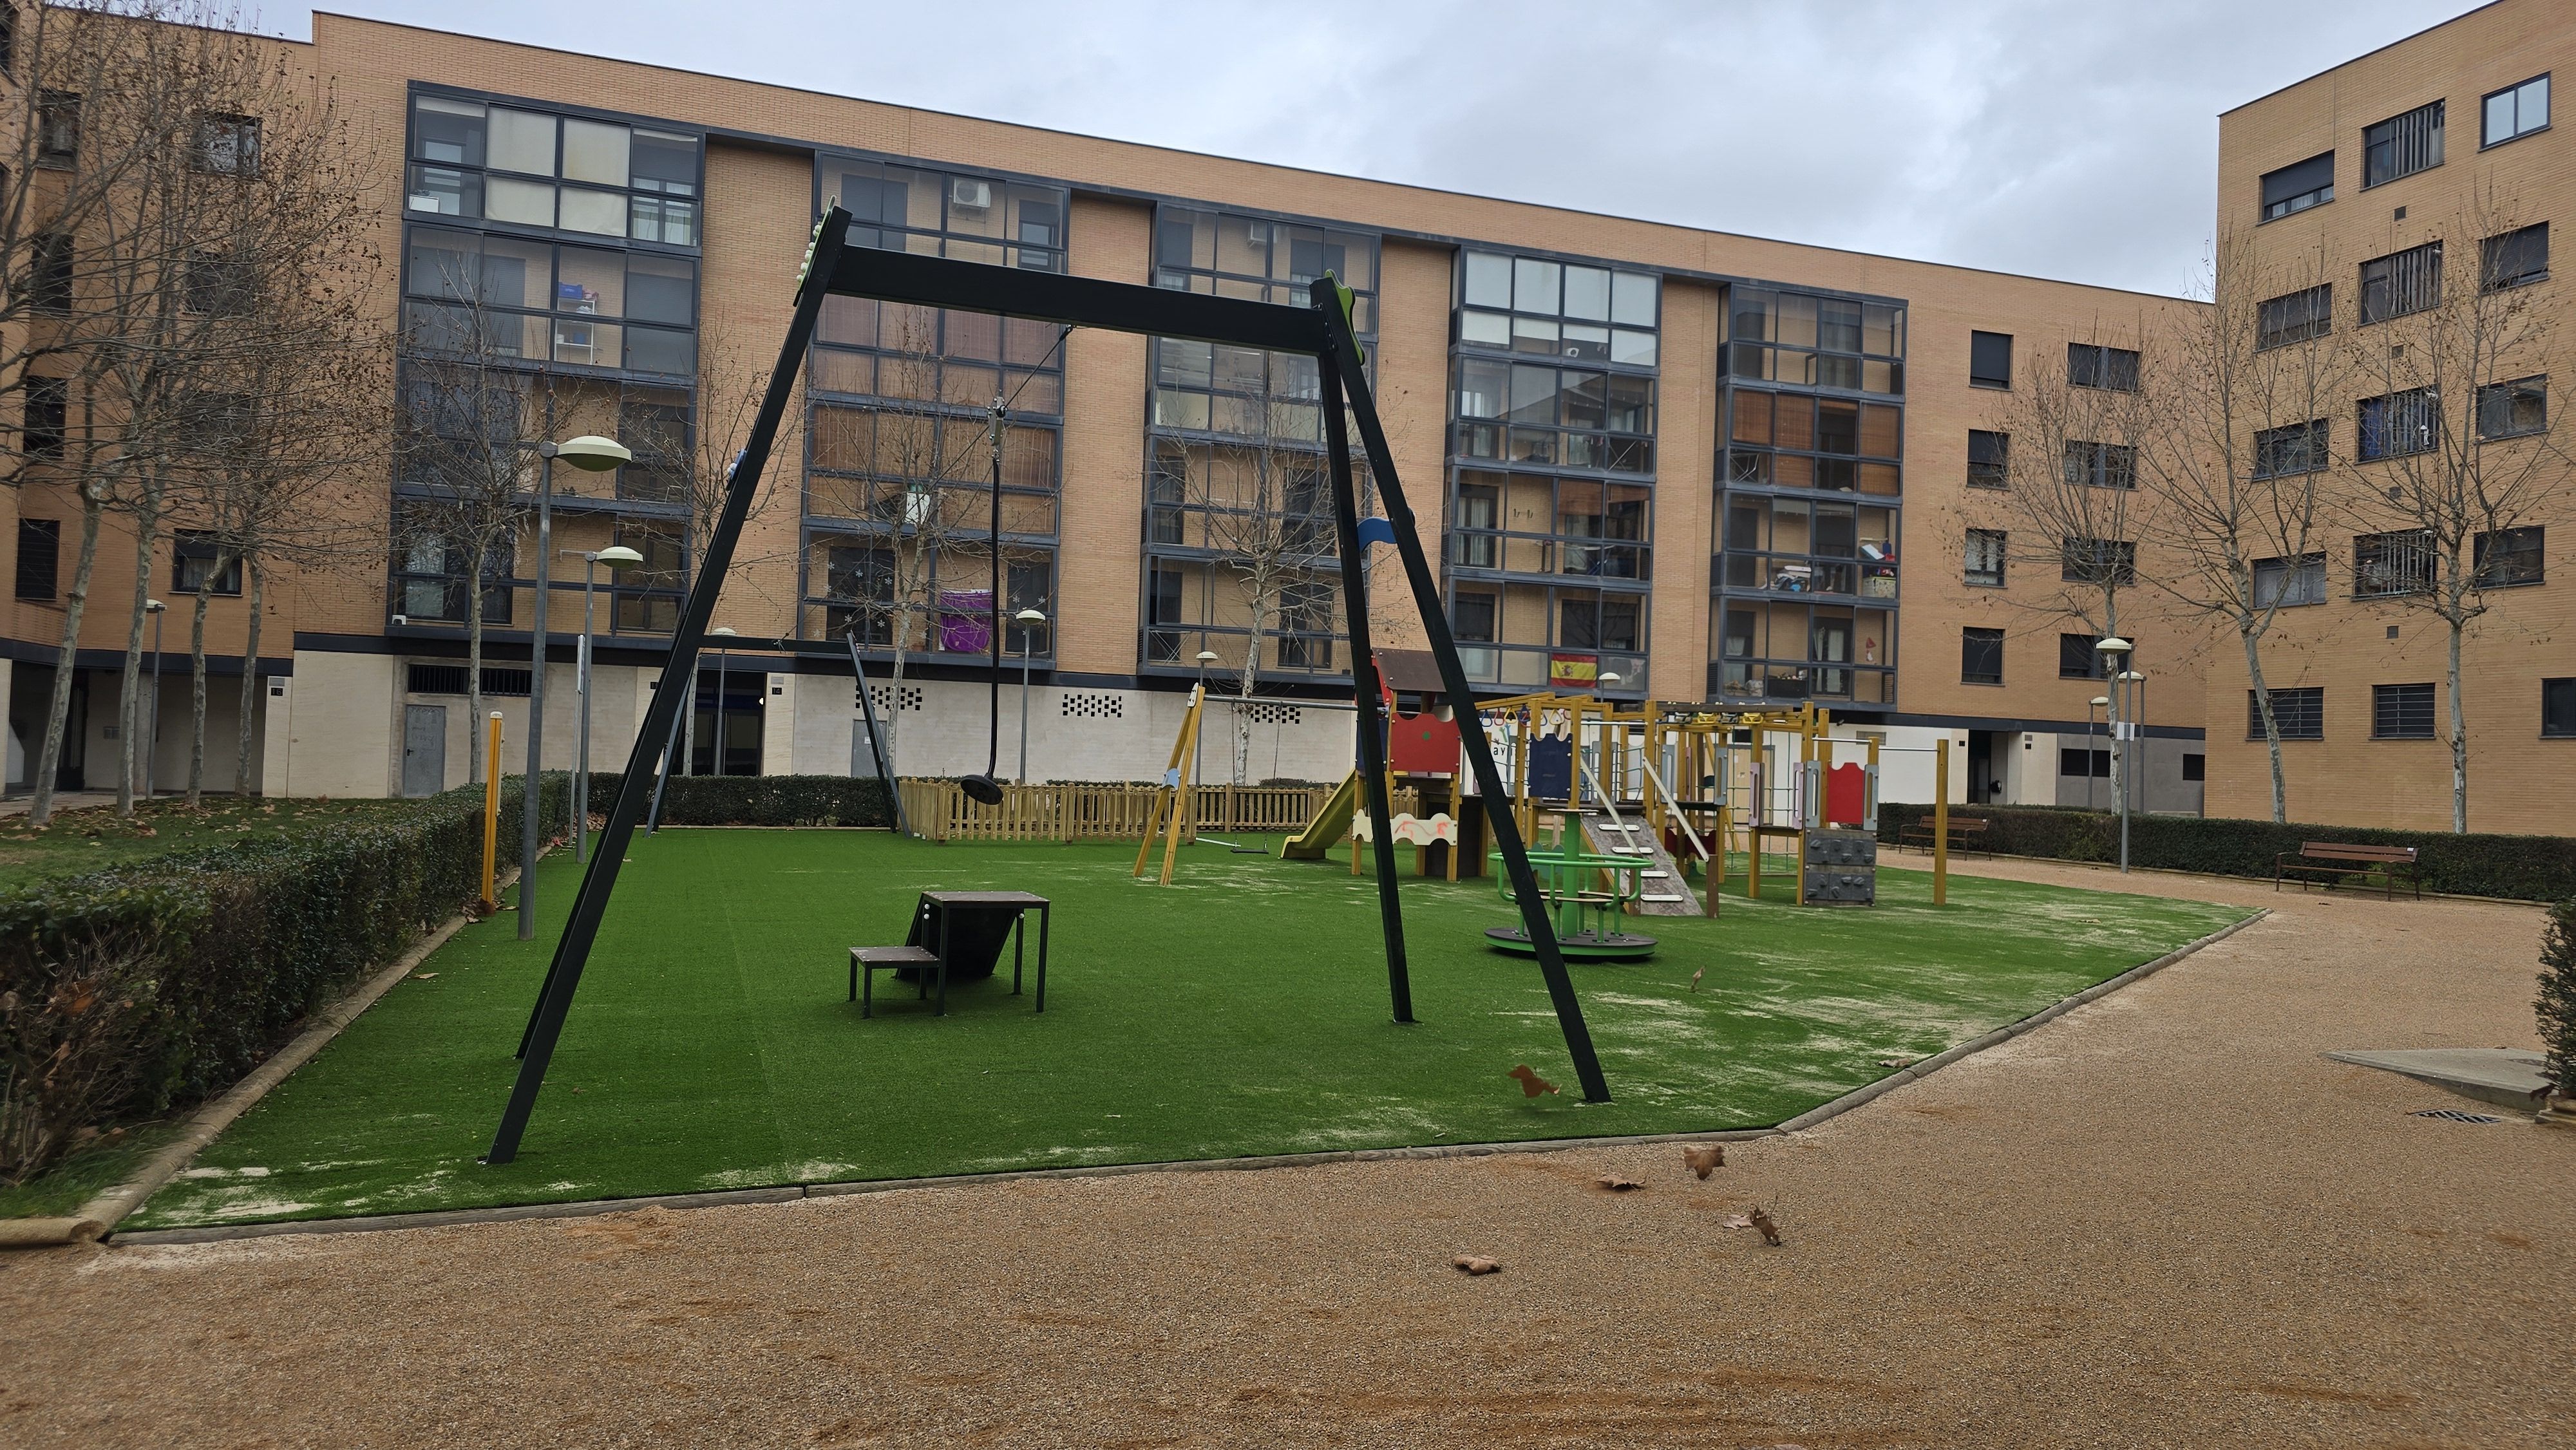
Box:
left=2252, top=418, right=2328, bottom=478
left=2251, top=551, right=2326, bottom=608
left=14, top=516, right=60, bottom=600
left=2354, top=528, right=2436, bottom=598
left=2256, top=284, right=2333, bottom=350
left=1964, top=527, right=2006, bottom=588
left=2371, top=682, right=2438, bottom=740
left=194, top=113, right=261, bottom=177
left=172, top=529, right=243, bottom=596
left=2361, top=100, right=2444, bottom=189
left=2544, top=677, right=2576, bottom=738
left=2259, top=151, right=2334, bottom=221
left=1968, top=330, right=2012, bottom=388
left=1960, top=626, right=2003, bottom=686
left=2481, top=222, right=2549, bottom=291
left=35, top=91, right=77, bottom=168
left=2477, top=375, right=2546, bottom=440
left=2067, top=342, right=2140, bottom=392
left=2061, top=536, right=2137, bottom=585
left=2481, top=74, right=2550, bottom=149
left=2062, top=439, right=2136, bottom=489
left=2358, top=386, right=2437, bottom=460
left=2474, top=525, right=2544, bottom=588
left=1967, top=428, right=2008, bottom=489
left=2359, top=241, right=2442, bottom=325
left=2249, top=686, right=2325, bottom=741
left=23, top=374, right=66, bottom=458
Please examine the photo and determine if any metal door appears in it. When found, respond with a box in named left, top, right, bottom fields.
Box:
left=401, top=704, right=446, bottom=797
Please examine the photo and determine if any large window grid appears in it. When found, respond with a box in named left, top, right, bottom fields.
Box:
left=2253, top=552, right=2326, bottom=607
left=1729, top=287, right=1903, bottom=396
left=406, top=91, right=703, bottom=248
left=804, top=158, right=1072, bottom=659
left=1141, top=205, right=1378, bottom=682
left=2253, top=419, right=2328, bottom=478
left=2360, top=241, right=2442, bottom=325
left=1720, top=494, right=1897, bottom=602
left=2362, top=101, right=2444, bottom=188
left=2250, top=687, right=2325, bottom=740
left=2257, top=285, right=2332, bottom=350
left=404, top=226, right=697, bottom=379
left=2358, top=386, right=2437, bottom=460
left=2354, top=529, right=2436, bottom=598
left=1447, top=249, right=1659, bottom=695
left=2372, top=683, right=2437, bottom=739
left=1714, top=599, right=1895, bottom=704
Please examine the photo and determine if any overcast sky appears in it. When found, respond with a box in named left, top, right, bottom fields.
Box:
left=285, top=1, right=2486, bottom=297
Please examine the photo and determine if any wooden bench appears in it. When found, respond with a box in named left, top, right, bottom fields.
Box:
left=1897, top=816, right=1990, bottom=856
left=2275, top=842, right=2422, bottom=899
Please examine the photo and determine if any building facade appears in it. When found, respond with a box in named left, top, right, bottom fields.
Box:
left=77, top=8, right=2576, bottom=815
left=2212, top=0, right=2574, bottom=834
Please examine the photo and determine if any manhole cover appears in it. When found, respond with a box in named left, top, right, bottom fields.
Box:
left=2410, top=1108, right=2505, bottom=1124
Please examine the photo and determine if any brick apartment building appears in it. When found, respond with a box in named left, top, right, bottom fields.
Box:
left=2, top=3, right=2566, bottom=829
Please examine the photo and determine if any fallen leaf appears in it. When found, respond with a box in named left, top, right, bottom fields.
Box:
left=1682, top=1144, right=1725, bottom=1179
left=1506, top=1064, right=1559, bottom=1098
left=412, top=972, right=438, bottom=980
left=1878, top=1056, right=1915, bottom=1069
left=1690, top=968, right=1704, bottom=992
left=1451, top=1255, right=1501, bottom=1276
left=1595, top=1176, right=1642, bottom=1192
left=1718, top=1213, right=1754, bottom=1230
left=1750, top=1207, right=1783, bottom=1246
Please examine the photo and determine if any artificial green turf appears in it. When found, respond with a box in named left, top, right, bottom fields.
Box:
left=130, top=831, right=2247, bottom=1228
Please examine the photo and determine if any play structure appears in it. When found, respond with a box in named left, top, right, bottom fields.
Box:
left=1482, top=846, right=1660, bottom=961
left=488, top=204, right=1616, bottom=1165
left=1132, top=684, right=1209, bottom=886
left=1283, top=677, right=1903, bottom=919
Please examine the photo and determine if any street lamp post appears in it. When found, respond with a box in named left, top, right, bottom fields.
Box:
left=1015, top=607, right=1048, bottom=784
left=517, top=433, right=629, bottom=941
left=143, top=599, right=166, bottom=801
left=2096, top=636, right=2134, bottom=873
left=1194, top=649, right=1219, bottom=787
left=2119, top=670, right=2148, bottom=820
left=560, top=544, right=643, bottom=864
left=2087, top=695, right=2108, bottom=811
left=708, top=626, right=738, bottom=777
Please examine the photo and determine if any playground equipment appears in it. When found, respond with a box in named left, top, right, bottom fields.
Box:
left=490, top=205, right=1615, bottom=1165
left=1484, top=846, right=1659, bottom=961
left=1132, top=684, right=1209, bottom=886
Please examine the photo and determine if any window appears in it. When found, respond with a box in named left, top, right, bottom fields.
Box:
left=35, top=91, right=77, bottom=167
left=2478, top=376, right=2546, bottom=440
left=2257, top=285, right=2333, bottom=350
left=2249, top=687, right=2324, bottom=740
left=1725, top=287, right=1902, bottom=395
left=2259, top=152, right=2334, bottom=221
left=2061, top=537, right=2136, bottom=585
left=2354, top=529, right=2435, bottom=597
left=1964, top=528, right=2006, bottom=587
left=1455, top=358, right=1656, bottom=474
left=612, top=523, right=685, bottom=634
left=405, top=227, right=698, bottom=374
left=173, top=531, right=242, bottom=596
left=194, top=114, right=260, bottom=176
left=1459, top=250, right=1659, bottom=368
left=2067, top=343, right=2140, bottom=391
left=1452, top=590, right=1497, bottom=643
left=1961, top=626, right=2003, bottom=684
left=408, top=93, right=703, bottom=247
left=24, top=375, right=66, bottom=458
left=2359, top=241, right=2441, bottom=324
left=842, top=160, right=1068, bottom=275
left=2483, top=74, right=2550, bottom=148
left=14, top=518, right=59, bottom=599
left=2544, top=677, right=2576, bottom=737
left=2060, top=748, right=2111, bottom=779
left=2182, top=753, right=2205, bottom=782
left=1967, top=429, right=2008, bottom=489
left=2062, top=440, right=2136, bottom=489
left=2362, top=101, right=2443, bottom=187
left=2252, top=552, right=2325, bottom=607
left=2358, top=387, right=2436, bottom=460
left=2482, top=223, right=2548, bottom=290
left=31, top=232, right=72, bottom=314
left=2475, top=525, right=2544, bottom=587
left=185, top=249, right=256, bottom=316
left=391, top=514, right=512, bottom=625
left=2253, top=419, right=2328, bottom=478
left=2372, top=683, right=2437, bottom=739
left=2058, top=633, right=2123, bottom=679
left=1968, top=330, right=2012, bottom=388
left=1722, top=390, right=1899, bottom=498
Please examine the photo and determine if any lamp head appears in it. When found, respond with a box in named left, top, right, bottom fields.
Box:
left=1195, top=650, right=1220, bottom=664
left=1598, top=672, right=1622, bottom=686
left=594, top=545, right=645, bottom=568
left=548, top=435, right=631, bottom=473
left=145, top=598, right=166, bottom=614
left=2117, top=670, right=2145, bottom=682
left=2090, top=696, right=2110, bottom=708
left=708, top=626, right=737, bottom=637
left=2095, top=636, right=2132, bottom=655
left=1014, top=608, right=1048, bottom=624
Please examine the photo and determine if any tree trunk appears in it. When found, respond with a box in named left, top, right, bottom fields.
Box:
left=115, top=499, right=160, bottom=816
left=235, top=561, right=263, bottom=798
left=2447, top=617, right=2468, bottom=834
left=186, top=581, right=211, bottom=805
left=27, top=498, right=107, bottom=826
left=466, top=571, right=486, bottom=785
left=2241, top=625, right=2286, bottom=823
left=1236, top=599, right=1265, bottom=786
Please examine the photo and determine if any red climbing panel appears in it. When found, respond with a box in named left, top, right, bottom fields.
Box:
left=1826, top=761, right=1868, bottom=827
left=1388, top=708, right=1462, bottom=775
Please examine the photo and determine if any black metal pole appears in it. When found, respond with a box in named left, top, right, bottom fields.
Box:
left=1317, top=360, right=1412, bottom=1024
left=488, top=208, right=853, bottom=1165
left=1312, top=278, right=1608, bottom=1102
left=645, top=704, right=678, bottom=834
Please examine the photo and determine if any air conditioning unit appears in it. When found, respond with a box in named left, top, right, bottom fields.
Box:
left=951, top=178, right=992, bottom=211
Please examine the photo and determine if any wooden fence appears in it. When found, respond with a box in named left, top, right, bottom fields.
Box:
left=897, top=779, right=1345, bottom=843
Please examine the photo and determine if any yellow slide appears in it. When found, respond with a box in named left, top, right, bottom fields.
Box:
left=1281, top=771, right=1361, bottom=859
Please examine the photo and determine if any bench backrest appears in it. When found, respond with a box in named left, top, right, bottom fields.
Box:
left=2297, top=842, right=2418, bottom=864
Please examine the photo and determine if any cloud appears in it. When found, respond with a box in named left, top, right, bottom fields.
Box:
left=314, top=0, right=2485, bottom=295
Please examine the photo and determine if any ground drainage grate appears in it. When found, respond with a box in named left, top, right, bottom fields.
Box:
left=2410, top=1108, right=2506, bottom=1124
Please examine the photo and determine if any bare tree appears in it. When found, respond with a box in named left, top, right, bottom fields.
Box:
left=1151, top=359, right=1350, bottom=784
left=1971, top=321, right=2158, bottom=813
left=14, top=3, right=362, bottom=824
left=2339, top=189, right=2566, bottom=833
left=2132, top=231, right=2353, bottom=822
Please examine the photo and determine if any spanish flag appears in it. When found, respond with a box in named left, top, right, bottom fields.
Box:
left=1548, top=654, right=1598, bottom=690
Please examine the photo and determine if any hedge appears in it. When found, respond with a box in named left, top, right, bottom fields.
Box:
left=586, top=772, right=891, bottom=829
left=2541, top=900, right=2576, bottom=1099
left=1875, top=802, right=2576, bottom=903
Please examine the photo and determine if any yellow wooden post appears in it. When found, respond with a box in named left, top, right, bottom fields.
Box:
left=481, top=712, right=503, bottom=911
left=1157, top=690, right=1204, bottom=886
left=1934, top=737, right=1951, bottom=907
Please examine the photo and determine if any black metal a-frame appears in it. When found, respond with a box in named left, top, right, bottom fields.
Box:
left=484, top=205, right=1609, bottom=1165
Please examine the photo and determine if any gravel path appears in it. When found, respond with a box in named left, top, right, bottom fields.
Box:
left=4, top=858, right=2569, bottom=1448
